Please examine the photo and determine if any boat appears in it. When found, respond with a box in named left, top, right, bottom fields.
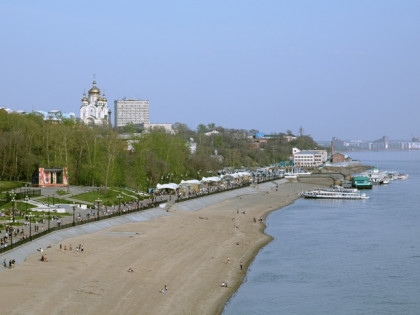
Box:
left=352, top=176, right=372, bottom=189
left=303, top=189, right=369, bottom=200
left=324, top=186, right=359, bottom=193
left=387, top=172, right=409, bottom=181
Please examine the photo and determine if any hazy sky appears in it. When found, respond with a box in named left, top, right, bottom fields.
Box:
left=1, top=1, right=419, bottom=141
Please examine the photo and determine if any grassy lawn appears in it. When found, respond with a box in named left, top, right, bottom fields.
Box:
left=0, top=201, right=37, bottom=212
left=72, top=189, right=139, bottom=206
left=0, top=181, right=24, bottom=191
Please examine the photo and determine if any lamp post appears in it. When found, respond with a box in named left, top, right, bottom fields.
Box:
left=72, top=202, right=76, bottom=226
left=53, top=193, right=55, bottom=206
left=48, top=209, right=51, bottom=230
left=95, top=198, right=102, bottom=220
left=9, top=224, right=14, bottom=248
left=11, top=193, right=16, bottom=223
left=117, top=194, right=122, bottom=215
left=28, top=212, right=34, bottom=240
left=25, top=195, right=29, bottom=216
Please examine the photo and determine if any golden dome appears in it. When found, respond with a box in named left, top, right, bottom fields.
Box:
left=88, top=80, right=101, bottom=95
left=102, top=93, right=107, bottom=102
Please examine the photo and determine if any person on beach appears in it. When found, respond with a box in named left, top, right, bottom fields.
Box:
left=160, top=285, right=168, bottom=294
left=227, top=257, right=230, bottom=263
left=240, top=261, right=243, bottom=270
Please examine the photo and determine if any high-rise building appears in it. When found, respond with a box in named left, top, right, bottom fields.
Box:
left=80, top=80, right=111, bottom=125
left=114, top=99, right=150, bottom=127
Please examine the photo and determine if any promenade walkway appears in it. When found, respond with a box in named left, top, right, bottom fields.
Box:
left=0, top=207, right=170, bottom=270
left=0, top=179, right=286, bottom=270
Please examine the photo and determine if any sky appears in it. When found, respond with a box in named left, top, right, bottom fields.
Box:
left=1, top=0, right=419, bottom=141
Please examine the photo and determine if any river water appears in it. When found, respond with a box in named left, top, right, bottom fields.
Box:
left=223, top=151, right=420, bottom=315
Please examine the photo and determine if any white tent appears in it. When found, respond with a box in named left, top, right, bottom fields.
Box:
left=201, top=176, right=222, bottom=183
left=180, top=179, right=201, bottom=185
left=221, top=174, right=240, bottom=180
left=156, top=183, right=179, bottom=190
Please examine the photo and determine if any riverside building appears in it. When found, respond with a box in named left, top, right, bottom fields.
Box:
left=114, top=99, right=150, bottom=128
left=80, top=80, right=111, bottom=125
left=293, top=147, right=328, bottom=167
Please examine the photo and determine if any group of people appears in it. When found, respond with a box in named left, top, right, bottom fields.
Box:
left=3, top=258, right=15, bottom=268
left=0, top=226, right=29, bottom=248
left=59, top=243, right=84, bottom=252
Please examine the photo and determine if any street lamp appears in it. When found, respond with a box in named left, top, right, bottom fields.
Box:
left=95, top=198, right=102, bottom=220
left=72, top=202, right=76, bottom=226
left=28, top=212, right=34, bottom=240
left=9, top=225, right=14, bottom=248
left=25, top=195, right=29, bottom=216
left=117, top=194, right=123, bottom=215
left=10, top=192, right=16, bottom=223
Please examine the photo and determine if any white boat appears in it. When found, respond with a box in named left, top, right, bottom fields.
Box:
left=324, top=186, right=359, bottom=193
left=360, top=167, right=387, bottom=185
left=303, top=189, right=369, bottom=200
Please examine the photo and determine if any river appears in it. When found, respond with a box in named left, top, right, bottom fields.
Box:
left=223, top=150, right=420, bottom=315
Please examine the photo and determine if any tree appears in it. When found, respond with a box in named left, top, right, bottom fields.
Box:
left=196, top=124, right=208, bottom=134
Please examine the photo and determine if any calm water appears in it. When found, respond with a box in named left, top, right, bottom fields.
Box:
left=224, top=151, right=420, bottom=315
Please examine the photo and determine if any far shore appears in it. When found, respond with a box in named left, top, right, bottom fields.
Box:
left=0, top=178, right=331, bottom=315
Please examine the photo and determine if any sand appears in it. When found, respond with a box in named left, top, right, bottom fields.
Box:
left=0, top=180, right=329, bottom=315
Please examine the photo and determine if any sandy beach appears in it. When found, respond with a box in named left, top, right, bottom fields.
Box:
left=0, top=179, right=330, bottom=315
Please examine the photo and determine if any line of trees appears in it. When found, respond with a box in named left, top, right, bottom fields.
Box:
left=0, top=112, right=321, bottom=192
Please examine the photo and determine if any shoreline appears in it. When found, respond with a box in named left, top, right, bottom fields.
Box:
left=0, top=178, right=331, bottom=314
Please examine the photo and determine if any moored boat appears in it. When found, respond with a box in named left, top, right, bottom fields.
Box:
left=352, top=176, right=372, bottom=189
left=303, top=189, right=369, bottom=200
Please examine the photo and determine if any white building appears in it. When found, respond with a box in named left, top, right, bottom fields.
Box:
left=80, top=80, right=111, bottom=125
left=293, top=148, right=328, bottom=167
left=114, top=99, right=150, bottom=128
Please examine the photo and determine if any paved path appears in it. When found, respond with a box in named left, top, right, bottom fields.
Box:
left=0, top=180, right=286, bottom=270
left=0, top=207, right=171, bottom=270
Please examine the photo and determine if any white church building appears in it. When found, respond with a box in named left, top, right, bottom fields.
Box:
left=80, top=80, right=111, bottom=125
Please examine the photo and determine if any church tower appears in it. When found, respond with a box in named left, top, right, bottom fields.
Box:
left=80, top=80, right=111, bottom=125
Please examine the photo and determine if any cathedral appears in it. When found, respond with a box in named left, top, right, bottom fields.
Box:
left=80, top=80, right=111, bottom=125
